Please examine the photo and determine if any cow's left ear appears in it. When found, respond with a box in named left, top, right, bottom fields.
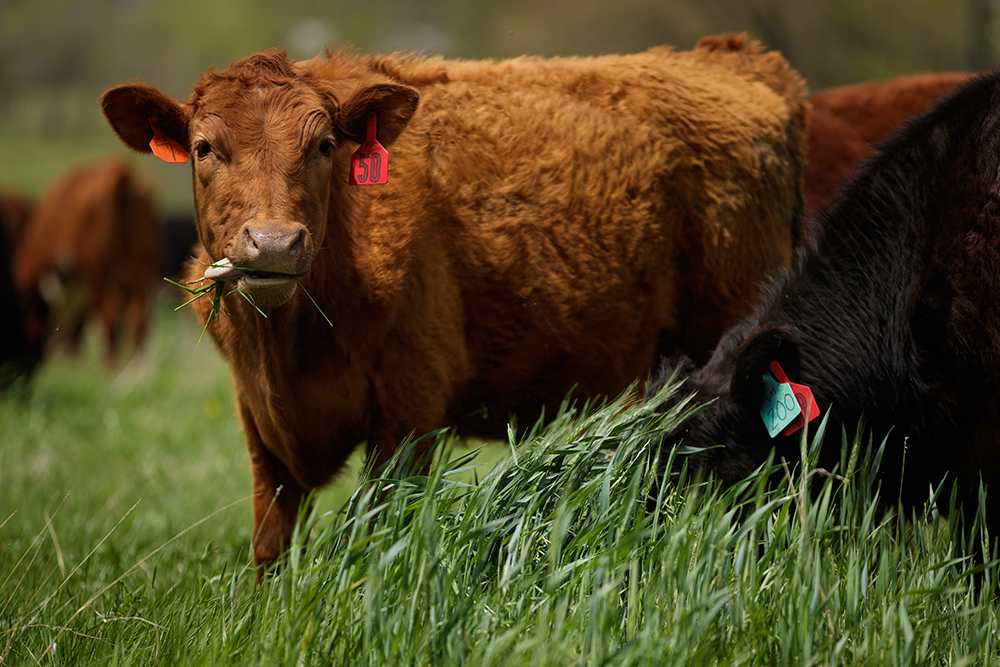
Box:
left=101, top=84, right=190, bottom=156
left=339, top=82, right=419, bottom=147
left=730, top=323, right=802, bottom=408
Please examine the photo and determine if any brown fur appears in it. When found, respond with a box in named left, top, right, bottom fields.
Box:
left=805, top=72, right=975, bottom=221
left=12, top=160, right=161, bottom=363
left=101, top=34, right=807, bottom=572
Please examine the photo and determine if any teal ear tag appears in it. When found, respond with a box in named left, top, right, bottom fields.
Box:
left=760, top=373, right=801, bottom=438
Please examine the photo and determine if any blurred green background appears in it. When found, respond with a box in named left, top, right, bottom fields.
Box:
left=0, top=0, right=993, bottom=215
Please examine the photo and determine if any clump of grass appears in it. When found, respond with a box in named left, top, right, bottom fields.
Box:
left=164, top=275, right=225, bottom=344
left=4, top=372, right=999, bottom=665
left=234, top=383, right=998, bottom=666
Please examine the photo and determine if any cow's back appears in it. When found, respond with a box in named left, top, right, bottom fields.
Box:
left=805, top=72, right=974, bottom=219
left=345, top=36, right=807, bottom=431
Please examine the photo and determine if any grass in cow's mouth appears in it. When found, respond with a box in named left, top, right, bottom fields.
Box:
left=297, top=279, right=334, bottom=327
left=165, top=264, right=333, bottom=344
left=165, top=276, right=226, bottom=344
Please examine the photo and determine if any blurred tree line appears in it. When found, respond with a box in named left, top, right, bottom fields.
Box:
left=0, top=0, right=993, bottom=207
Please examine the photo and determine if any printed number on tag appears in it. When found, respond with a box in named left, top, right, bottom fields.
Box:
left=760, top=373, right=801, bottom=438
left=767, top=361, right=822, bottom=436
left=350, top=113, right=389, bottom=185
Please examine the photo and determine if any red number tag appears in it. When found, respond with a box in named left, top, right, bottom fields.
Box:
left=768, top=361, right=822, bottom=436
left=350, top=113, right=389, bottom=185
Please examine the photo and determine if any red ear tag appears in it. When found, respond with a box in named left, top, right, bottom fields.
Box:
left=768, top=361, right=822, bottom=436
left=149, top=119, right=189, bottom=163
left=350, top=113, right=389, bottom=185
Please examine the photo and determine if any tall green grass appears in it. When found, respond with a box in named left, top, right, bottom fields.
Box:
left=2, top=303, right=999, bottom=665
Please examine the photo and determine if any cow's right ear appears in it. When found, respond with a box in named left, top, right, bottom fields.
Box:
left=101, top=84, right=190, bottom=158
left=730, top=323, right=802, bottom=408
left=339, top=82, right=419, bottom=147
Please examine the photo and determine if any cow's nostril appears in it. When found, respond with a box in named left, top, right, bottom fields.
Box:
left=289, top=229, right=306, bottom=258
left=243, top=226, right=261, bottom=259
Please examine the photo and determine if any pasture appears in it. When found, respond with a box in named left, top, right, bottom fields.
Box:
left=2, top=299, right=999, bottom=665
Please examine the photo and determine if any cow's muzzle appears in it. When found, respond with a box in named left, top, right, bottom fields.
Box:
left=213, top=220, right=314, bottom=307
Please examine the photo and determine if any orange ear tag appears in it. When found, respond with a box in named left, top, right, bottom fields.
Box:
left=149, top=119, right=189, bottom=163
left=349, top=113, right=389, bottom=185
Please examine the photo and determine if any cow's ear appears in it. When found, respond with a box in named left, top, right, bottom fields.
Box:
left=911, top=269, right=954, bottom=353
left=339, top=82, right=419, bottom=147
left=101, top=84, right=190, bottom=155
left=730, top=323, right=802, bottom=408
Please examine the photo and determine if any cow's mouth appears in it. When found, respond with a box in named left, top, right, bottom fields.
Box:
left=204, top=258, right=303, bottom=308
left=242, top=271, right=298, bottom=284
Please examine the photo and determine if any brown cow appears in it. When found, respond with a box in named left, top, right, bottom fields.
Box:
left=12, top=160, right=161, bottom=365
left=101, top=34, right=807, bottom=572
left=804, top=72, right=974, bottom=221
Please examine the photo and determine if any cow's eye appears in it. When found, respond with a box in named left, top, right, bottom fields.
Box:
left=194, top=140, right=214, bottom=159
left=318, top=138, right=335, bottom=157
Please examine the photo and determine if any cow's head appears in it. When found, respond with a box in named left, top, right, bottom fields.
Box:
left=101, top=49, right=419, bottom=307
left=654, top=320, right=807, bottom=483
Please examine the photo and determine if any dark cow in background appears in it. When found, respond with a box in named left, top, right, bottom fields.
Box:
left=102, top=33, right=808, bottom=573
left=0, top=193, right=32, bottom=243
left=804, top=72, right=974, bottom=221
left=650, top=71, right=1000, bottom=544
left=12, top=160, right=162, bottom=367
left=159, top=212, right=200, bottom=281
left=0, top=192, right=45, bottom=389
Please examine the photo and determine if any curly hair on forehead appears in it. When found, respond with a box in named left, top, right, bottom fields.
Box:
left=191, top=49, right=299, bottom=99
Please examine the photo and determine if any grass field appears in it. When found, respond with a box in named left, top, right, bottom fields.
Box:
left=2, top=298, right=1000, bottom=665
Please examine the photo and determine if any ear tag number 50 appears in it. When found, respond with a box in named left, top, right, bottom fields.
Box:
left=350, top=113, right=389, bottom=185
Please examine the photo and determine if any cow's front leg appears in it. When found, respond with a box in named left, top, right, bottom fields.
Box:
left=239, top=406, right=310, bottom=580
left=366, top=418, right=436, bottom=482
left=249, top=447, right=309, bottom=573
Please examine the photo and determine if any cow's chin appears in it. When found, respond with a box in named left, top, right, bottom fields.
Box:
left=238, top=275, right=299, bottom=308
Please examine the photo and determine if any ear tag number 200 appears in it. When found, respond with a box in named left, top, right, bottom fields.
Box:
left=769, top=360, right=821, bottom=436
left=760, top=373, right=801, bottom=438
left=350, top=113, right=389, bottom=185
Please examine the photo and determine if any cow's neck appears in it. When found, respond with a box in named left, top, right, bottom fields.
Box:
left=222, top=186, right=384, bottom=388
left=792, top=153, right=935, bottom=416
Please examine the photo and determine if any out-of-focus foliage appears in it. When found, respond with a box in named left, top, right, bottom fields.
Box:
left=0, top=0, right=993, bottom=207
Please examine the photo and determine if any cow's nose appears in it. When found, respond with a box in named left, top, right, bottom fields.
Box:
left=241, top=222, right=307, bottom=260
left=230, top=219, right=312, bottom=274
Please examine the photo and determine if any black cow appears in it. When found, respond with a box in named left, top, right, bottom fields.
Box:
left=0, top=194, right=45, bottom=390
left=650, top=70, right=1000, bottom=541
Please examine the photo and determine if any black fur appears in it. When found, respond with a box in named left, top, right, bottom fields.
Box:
left=650, top=70, right=1000, bottom=536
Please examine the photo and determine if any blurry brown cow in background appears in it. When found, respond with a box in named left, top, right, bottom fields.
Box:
left=12, top=159, right=162, bottom=367
left=804, top=72, right=975, bottom=223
